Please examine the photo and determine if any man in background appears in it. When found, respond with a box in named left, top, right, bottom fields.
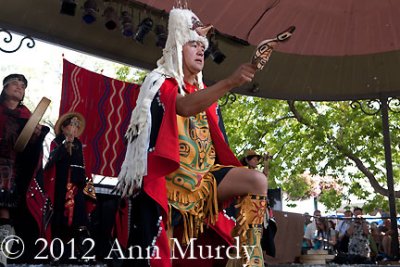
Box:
left=303, top=209, right=322, bottom=249
left=335, top=209, right=353, bottom=253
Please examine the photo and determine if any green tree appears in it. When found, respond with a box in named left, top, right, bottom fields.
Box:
left=114, top=62, right=400, bottom=213
left=219, top=95, right=400, bottom=213
left=115, top=65, right=147, bottom=84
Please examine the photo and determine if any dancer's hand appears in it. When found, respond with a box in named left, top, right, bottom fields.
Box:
left=226, top=63, right=257, bottom=88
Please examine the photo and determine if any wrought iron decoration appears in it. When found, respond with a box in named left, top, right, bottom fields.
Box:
left=350, top=97, right=400, bottom=115
left=0, top=28, right=35, bottom=53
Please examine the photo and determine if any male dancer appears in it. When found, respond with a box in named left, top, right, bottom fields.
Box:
left=117, top=7, right=269, bottom=267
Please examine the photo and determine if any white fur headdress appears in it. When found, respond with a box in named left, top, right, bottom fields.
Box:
left=155, top=8, right=209, bottom=94
left=117, top=8, right=210, bottom=197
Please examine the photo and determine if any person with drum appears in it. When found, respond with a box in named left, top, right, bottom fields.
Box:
left=0, top=73, right=50, bottom=265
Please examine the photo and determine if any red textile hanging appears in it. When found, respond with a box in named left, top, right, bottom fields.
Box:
left=60, top=59, right=140, bottom=177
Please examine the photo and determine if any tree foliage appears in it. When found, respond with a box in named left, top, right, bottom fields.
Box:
left=219, top=95, right=400, bottom=213
left=113, top=63, right=400, bottom=213
left=115, top=65, right=147, bottom=84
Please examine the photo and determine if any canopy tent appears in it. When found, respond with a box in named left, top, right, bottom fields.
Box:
left=135, top=0, right=400, bottom=101
left=2, top=0, right=400, bottom=101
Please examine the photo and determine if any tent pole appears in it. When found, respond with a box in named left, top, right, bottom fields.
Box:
left=380, top=96, right=399, bottom=258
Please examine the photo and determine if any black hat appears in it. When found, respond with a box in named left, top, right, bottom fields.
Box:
left=3, top=74, right=28, bottom=88
left=54, top=112, right=86, bottom=137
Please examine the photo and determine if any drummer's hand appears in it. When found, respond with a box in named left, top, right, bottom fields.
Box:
left=34, top=124, right=42, bottom=136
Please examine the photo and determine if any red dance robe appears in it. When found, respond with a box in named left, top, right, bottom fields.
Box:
left=115, top=78, right=241, bottom=267
left=42, top=137, right=96, bottom=242
left=0, top=102, right=32, bottom=205
left=0, top=102, right=51, bottom=262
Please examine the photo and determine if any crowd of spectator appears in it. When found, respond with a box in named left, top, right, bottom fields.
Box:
left=302, top=207, right=400, bottom=264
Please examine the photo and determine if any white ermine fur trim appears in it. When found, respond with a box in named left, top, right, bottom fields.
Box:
left=117, top=72, right=166, bottom=197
